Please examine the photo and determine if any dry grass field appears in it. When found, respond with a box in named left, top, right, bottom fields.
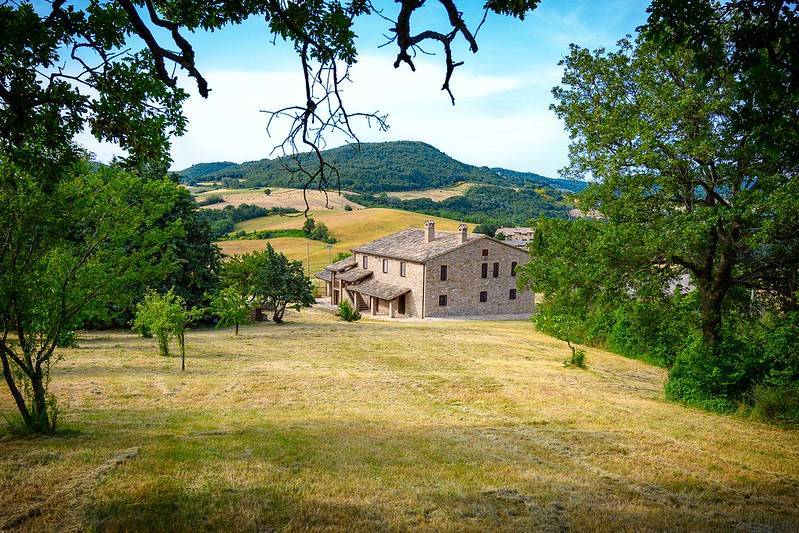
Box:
left=217, top=208, right=475, bottom=275
left=196, top=188, right=362, bottom=211
left=1, top=308, right=798, bottom=531
left=384, top=182, right=475, bottom=201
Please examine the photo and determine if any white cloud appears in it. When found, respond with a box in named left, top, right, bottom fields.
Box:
left=80, top=53, right=570, bottom=177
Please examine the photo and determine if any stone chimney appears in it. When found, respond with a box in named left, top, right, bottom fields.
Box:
left=424, top=220, right=436, bottom=242
left=458, top=223, right=468, bottom=243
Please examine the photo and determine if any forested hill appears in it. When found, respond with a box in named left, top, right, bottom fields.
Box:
left=491, top=167, right=589, bottom=193
left=176, top=141, right=586, bottom=193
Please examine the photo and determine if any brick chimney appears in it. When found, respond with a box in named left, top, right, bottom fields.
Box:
left=424, top=220, right=435, bottom=242
left=458, top=223, right=468, bottom=243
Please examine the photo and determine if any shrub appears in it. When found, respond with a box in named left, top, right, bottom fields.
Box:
left=197, top=194, right=223, bottom=206
left=564, top=347, right=586, bottom=369
left=338, top=300, right=361, bottom=322
left=748, top=384, right=799, bottom=425
left=344, top=204, right=353, bottom=211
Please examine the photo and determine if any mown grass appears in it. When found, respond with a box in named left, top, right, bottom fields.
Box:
left=217, top=208, right=475, bottom=274
left=1, top=309, right=798, bottom=531
left=384, top=182, right=475, bottom=202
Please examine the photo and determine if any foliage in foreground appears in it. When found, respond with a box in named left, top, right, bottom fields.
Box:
left=524, top=1, right=799, bottom=422
left=520, top=219, right=799, bottom=422
left=0, top=162, right=191, bottom=433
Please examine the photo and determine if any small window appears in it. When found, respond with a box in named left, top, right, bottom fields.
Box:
left=509, top=288, right=517, bottom=300
left=400, top=262, right=406, bottom=277
left=481, top=249, right=489, bottom=257
left=439, top=294, right=447, bottom=306
left=479, top=291, right=488, bottom=303
left=382, top=258, right=389, bottom=273
left=511, top=261, right=518, bottom=277
left=481, top=263, right=488, bottom=278
left=492, top=262, right=499, bottom=278
left=440, top=264, right=448, bottom=281
left=362, top=256, right=368, bottom=269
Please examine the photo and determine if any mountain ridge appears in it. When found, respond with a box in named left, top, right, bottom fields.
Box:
left=176, top=140, right=587, bottom=194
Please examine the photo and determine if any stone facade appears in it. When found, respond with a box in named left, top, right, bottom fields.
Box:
left=424, top=238, right=533, bottom=317
left=316, top=221, right=533, bottom=319
left=351, top=252, right=425, bottom=317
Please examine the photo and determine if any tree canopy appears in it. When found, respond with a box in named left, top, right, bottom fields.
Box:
left=522, top=0, right=799, bottom=416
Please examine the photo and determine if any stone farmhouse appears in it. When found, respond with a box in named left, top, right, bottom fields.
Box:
left=315, top=221, right=533, bottom=318
left=495, top=226, right=535, bottom=248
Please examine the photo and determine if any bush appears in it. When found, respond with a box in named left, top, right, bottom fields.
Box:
left=564, top=347, right=587, bottom=369
left=197, top=194, right=223, bottom=206
left=749, top=384, right=799, bottom=425
left=344, top=204, right=353, bottom=211
left=338, top=300, right=361, bottom=322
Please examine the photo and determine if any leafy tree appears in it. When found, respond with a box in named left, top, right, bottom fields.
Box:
left=264, top=188, right=272, bottom=196
left=0, top=162, right=185, bottom=433
left=133, top=288, right=201, bottom=370
left=302, top=217, right=316, bottom=235
left=210, top=286, right=252, bottom=335
left=530, top=2, right=799, bottom=410
left=552, top=22, right=798, bottom=350
left=221, top=246, right=315, bottom=323
left=474, top=223, right=499, bottom=237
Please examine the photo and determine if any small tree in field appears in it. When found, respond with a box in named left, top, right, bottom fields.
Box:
left=210, top=286, right=252, bottom=335
left=222, top=245, right=315, bottom=323
left=134, top=289, right=201, bottom=370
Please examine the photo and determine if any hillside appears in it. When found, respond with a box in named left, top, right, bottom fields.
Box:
left=492, top=167, right=590, bottom=193
left=2, top=309, right=797, bottom=531
left=176, top=141, right=586, bottom=194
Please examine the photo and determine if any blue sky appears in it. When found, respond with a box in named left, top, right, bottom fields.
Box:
left=80, top=0, right=650, bottom=177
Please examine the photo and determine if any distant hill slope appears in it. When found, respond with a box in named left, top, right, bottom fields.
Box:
left=179, top=161, right=237, bottom=182
left=176, top=141, right=587, bottom=194
left=491, top=167, right=590, bottom=193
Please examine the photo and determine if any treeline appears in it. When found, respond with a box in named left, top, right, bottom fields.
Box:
left=348, top=184, right=570, bottom=226
left=223, top=217, right=336, bottom=244
left=197, top=204, right=298, bottom=239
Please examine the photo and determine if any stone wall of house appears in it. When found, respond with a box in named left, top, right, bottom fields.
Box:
left=352, top=252, right=425, bottom=317
left=423, top=238, right=533, bottom=317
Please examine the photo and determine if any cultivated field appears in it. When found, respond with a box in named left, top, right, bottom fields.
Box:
left=1, top=308, right=797, bottom=531
left=384, top=182, right=475, bottom=201
left=196, top=188, right=362, bottom=211
left=218, top=208, right=475, bottom=274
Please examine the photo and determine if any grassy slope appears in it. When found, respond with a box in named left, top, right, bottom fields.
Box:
left=384, top=182, right=475, bottom=201
left=217, top=208, right=475, bottom=274
left=1, top=309, right=797, bottom=531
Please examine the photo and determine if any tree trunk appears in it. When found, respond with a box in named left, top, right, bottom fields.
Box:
left=272, top=303, right=285, bottom=324
left=158, top=335, right=169, bottom=357
left=235, top=323, right=239, bottom=335
left=0, top=350, right=33, bottom=428
left=698, top=282, right=726, bottom=349
left=30, top=371, right=52, bottom=433
left=179, top=333, right=185, bottom=371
